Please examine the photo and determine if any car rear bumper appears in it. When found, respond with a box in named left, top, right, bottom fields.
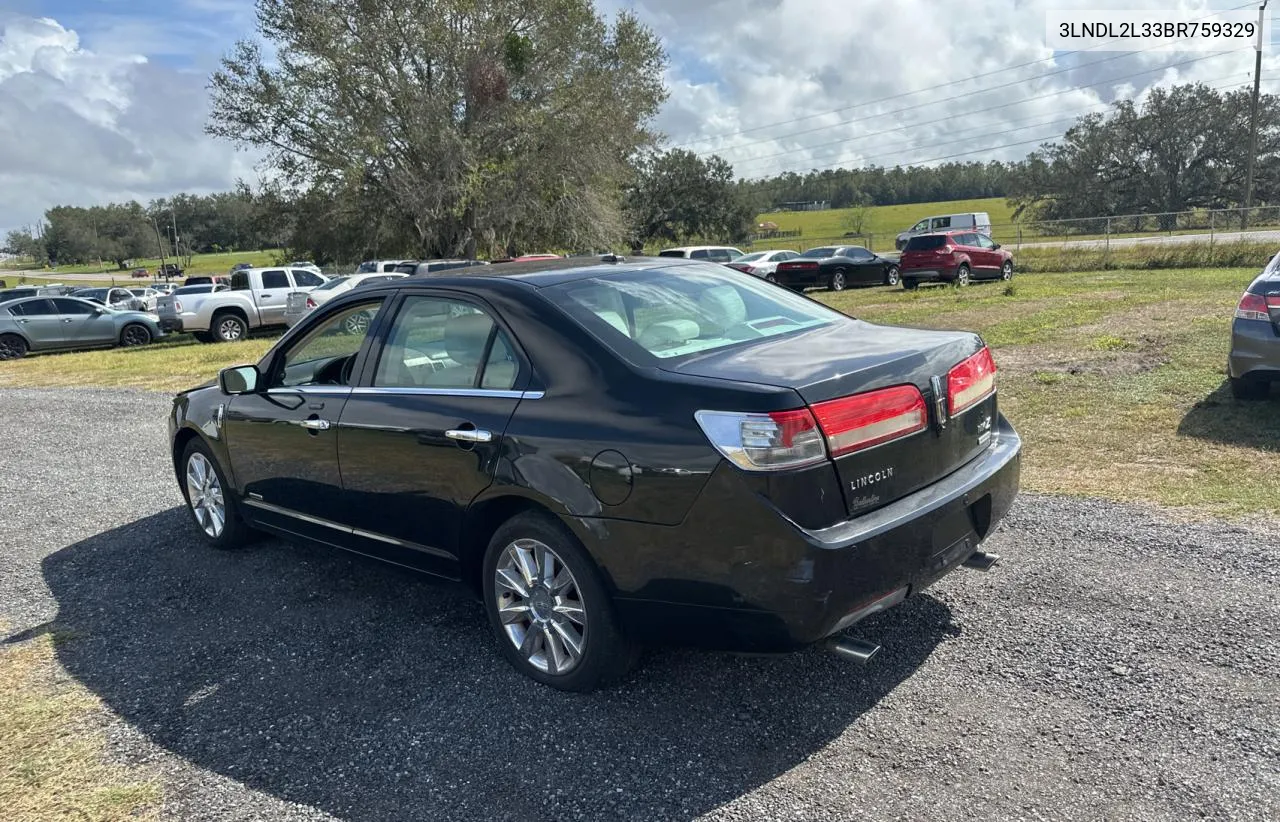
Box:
left=283, top=310, right=308, bottom=327
left=900, top=264, right=957, bottom=281
left=590, top=414, right=1022, bottom=652
left=1228, top=317, right=1280, bottom=380
left=158, top=317, right=184, bottom=333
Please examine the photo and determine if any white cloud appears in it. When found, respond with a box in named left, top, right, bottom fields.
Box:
left=0, top=15, right=258, bottom=234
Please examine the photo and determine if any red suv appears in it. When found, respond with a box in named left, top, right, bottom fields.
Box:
left=898, top=231, right=1013, bottom=290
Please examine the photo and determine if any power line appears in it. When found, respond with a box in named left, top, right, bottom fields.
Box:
left=673, top=0, right=1257, bottom=152
left=732, top=69, right=1249, bottom=171
left=699, top=49, right=1244, bottom=163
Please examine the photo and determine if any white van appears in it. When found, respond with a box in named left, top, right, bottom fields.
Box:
left=895, top=212, right=991, bottom=250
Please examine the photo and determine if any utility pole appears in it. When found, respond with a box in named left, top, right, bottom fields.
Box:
left=1243, top=0, right=1269, bottom=229
left=152, top=216, right=168, bottom=279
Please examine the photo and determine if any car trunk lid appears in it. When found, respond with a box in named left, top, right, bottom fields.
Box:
left=669, top=321, right=999, bottom=519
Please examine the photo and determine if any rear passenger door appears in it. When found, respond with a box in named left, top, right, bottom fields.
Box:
left=335, top=290, right=532, bottom=578
left=254, top=269, right=292, bottom=325
left=6, top=299, right=63, bottom=349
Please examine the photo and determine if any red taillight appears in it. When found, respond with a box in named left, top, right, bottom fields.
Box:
left=731, top=264, right=755, bottom=274
left=305, top=296, right=317, bottom=309
left=811, top=385, right=927, bottom=457
left=173, top=299, right=182, bottom=312
left=947, top=347, right=997, bottom=415
left=1236, top=292, right=1270, bottom=321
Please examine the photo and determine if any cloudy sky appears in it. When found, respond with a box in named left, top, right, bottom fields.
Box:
left=2, top=0, right=1278, bottom=233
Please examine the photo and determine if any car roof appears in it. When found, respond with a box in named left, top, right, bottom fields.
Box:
left=386, top=255, right=699, bottom=289
left=661, top=246, right=740, bottom=252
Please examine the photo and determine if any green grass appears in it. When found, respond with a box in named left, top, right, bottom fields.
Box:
left=8, top=250, right=283, bottom=279
left=1, top=265, right=1276, bottom=518
left=752, top=197, right=1017, bottom=252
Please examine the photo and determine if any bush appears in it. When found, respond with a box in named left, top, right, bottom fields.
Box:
left=1014, top=239, right=1275, bottom=274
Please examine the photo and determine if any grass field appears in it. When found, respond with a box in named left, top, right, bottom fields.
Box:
left=752, top=197, right=1017, bottom=252
left=0, top=264, right=1273, bottom=517
left=4, top=250, right=282, bottom=279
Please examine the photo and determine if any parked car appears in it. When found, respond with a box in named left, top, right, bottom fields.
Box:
left=725, top=249, right=800, bottom=281
left=72, top=287, right=147, bottom=312
left=0, top=296, right=162, bottom=359
left=288, top=261, right=323, bottom=275
left=127, top=287, right=162, bottom=312
left=0, top=287, right=41, bottom=304
left=773, top=246, right=901, bottom=291
left=157, top=262, right=184, bottom=280
left=658, top=246, right=745, bottom=263
left=229, top=262, right=254, bottom=275
left=895, top=212, right=992, bottom=250
left=357, top=259, right=417, bottom=274
left=182, top=275, right=230, bottom=288
left=1228, top=252, right=1280, bottom=399
left=394, top=259, right=491, bottom=276
left=168, top=256, right=1020, bottom=691
left=149, top=282, right=177, bottom=295
left=159, top=266, right=328, bottom=342
left=283, top=272, right=408, bottom=327
left=494, top=254, right=563, bottom=263
left=131, top=268, right=150, bottom=279
left=898, top=231, right=1014, bottom=290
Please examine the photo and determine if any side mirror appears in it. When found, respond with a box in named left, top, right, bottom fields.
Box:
left=219, top=364, right=260, bottom=395
left=992, top=243, right=1002, bottom=250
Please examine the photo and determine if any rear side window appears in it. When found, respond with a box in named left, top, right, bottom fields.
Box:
left=261, top=270, right=289, bottom=289
left=905, top=235, right=947, bottom=251
left=930, top=216, right=952, bottom=229
left=690, top=249, right=710, bottom=260
left=373, top=296, right=518, bottom=390
left=658, top=250, right=686, bottom=258
left=9, top=299, right=56, bottom=316
left=230, top=272, right=250, bottom=290
left=292, top=270, right=324, bottom=287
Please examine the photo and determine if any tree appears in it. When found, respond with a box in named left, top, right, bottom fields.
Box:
left=1008, top=83, right=1280, bottom=224
left=207, top=0, right=667, bottom=259
left=2, top=228, right=44, bottom=260
left=625, top=149, right=755, bottom=246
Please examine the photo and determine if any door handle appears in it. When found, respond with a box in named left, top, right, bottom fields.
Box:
left=297, top=418, right=330, bottom=431
left=14, top=319, right=26, bottom=324
left=62, top=318, right=74, bottom=323
left=445, top=428, right=493, bottom=443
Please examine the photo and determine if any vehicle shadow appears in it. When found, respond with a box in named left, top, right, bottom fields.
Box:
left=1176, top=379, right=1280, bottom=452
left=37, top=509, right=954, bottom=821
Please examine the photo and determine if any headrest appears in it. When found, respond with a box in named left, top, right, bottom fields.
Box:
left=443, top=313, right=493, bottom=367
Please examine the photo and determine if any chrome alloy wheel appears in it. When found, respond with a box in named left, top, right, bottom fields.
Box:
left=494, top=539, right=586, bottom=675
left=218, top=317, right=244, bottom=341
left=185, top=452, right=226, bottom=538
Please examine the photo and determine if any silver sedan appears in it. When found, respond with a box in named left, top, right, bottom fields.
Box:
left=0, top=296, right=163, bottom=359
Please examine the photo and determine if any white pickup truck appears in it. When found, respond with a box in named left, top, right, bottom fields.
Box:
left=157, top=266, right=328, bottom=342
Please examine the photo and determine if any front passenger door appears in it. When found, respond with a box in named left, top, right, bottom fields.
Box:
left=336, top=292, right=529, bottom=577
left=972, top=234, right=1000, bottom=277
left=53, top=298, right=117, bottom=346
left=254, top=269, right=292, bottom=325
left=223, top=298, right=385, bottom=543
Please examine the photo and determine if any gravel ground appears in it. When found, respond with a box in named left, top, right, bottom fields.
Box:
left=0, top=386, right=1277, bottom=821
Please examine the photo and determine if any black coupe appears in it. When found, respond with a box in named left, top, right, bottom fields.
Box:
left=773, top=245, right=901, bottom=291
left=169, top=257, right=1020, bottom=691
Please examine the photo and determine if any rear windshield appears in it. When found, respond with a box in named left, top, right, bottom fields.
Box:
left=657, top=249, right=687, bottom=258
left=799, top=247, right=837, bottom=258
left=76, top=288, right=108, bottom=299
left=905, top=235, right=948, bottom=250
left=734, top=252, right=767, bottom=263
left=547, top=265, right=838, bottom=360
left=313, top=276, right=351, bottom=291
left=174, top=285, right=212, bottom=295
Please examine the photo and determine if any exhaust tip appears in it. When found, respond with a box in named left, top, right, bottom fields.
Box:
left=828, top=637, right=881, bottom=665
left=962, top=550, right=1000, bottom=571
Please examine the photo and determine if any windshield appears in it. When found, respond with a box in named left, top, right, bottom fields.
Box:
left=548, top=265, right=837, bottom=360
left=799, top=247, right=836, bottom=258
left=314, top=276, right=351, bottom=291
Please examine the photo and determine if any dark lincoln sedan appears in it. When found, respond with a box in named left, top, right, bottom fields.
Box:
left=1228, top=253, right=1280, bottom=399
left=169, top=257, right=1020, bottom=691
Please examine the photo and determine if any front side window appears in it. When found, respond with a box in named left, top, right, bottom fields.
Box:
left=550, top=265, right=838, bottom=360
left=974, top=234, right=996, bottom=249
left=690, top=249, right=710, bottom=260
left=374, top=296, right=518, bottom=390
left=273, top=301, right=383, bottom=388
left=911, top=220, right=929, bottom=231
left=261, top=270, right=289, bottom=289
left=53, top=298, right=95, bottom=316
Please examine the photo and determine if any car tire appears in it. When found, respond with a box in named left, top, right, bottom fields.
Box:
left=1230, top=376, right=1270, bottom=400
left=829, top=270, right=847, bottom=291
left=119, top=323, right=152, bottom=347
left=0, top=333, right=28, bottom=360
left=885, top=265, right=900, bottom=286
left=481, top=511, right=637, bottom=692
left=212, top=312, right=247, bottom=343
left=955, top=265, right=971, bottom=287
left=902, top=278, right=919, bottom=291
left=1000, top=260, right=1014, bottom=280
left=179, top=438, right=254, bottom=549
left=765, top=274, right=778, bottom=284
